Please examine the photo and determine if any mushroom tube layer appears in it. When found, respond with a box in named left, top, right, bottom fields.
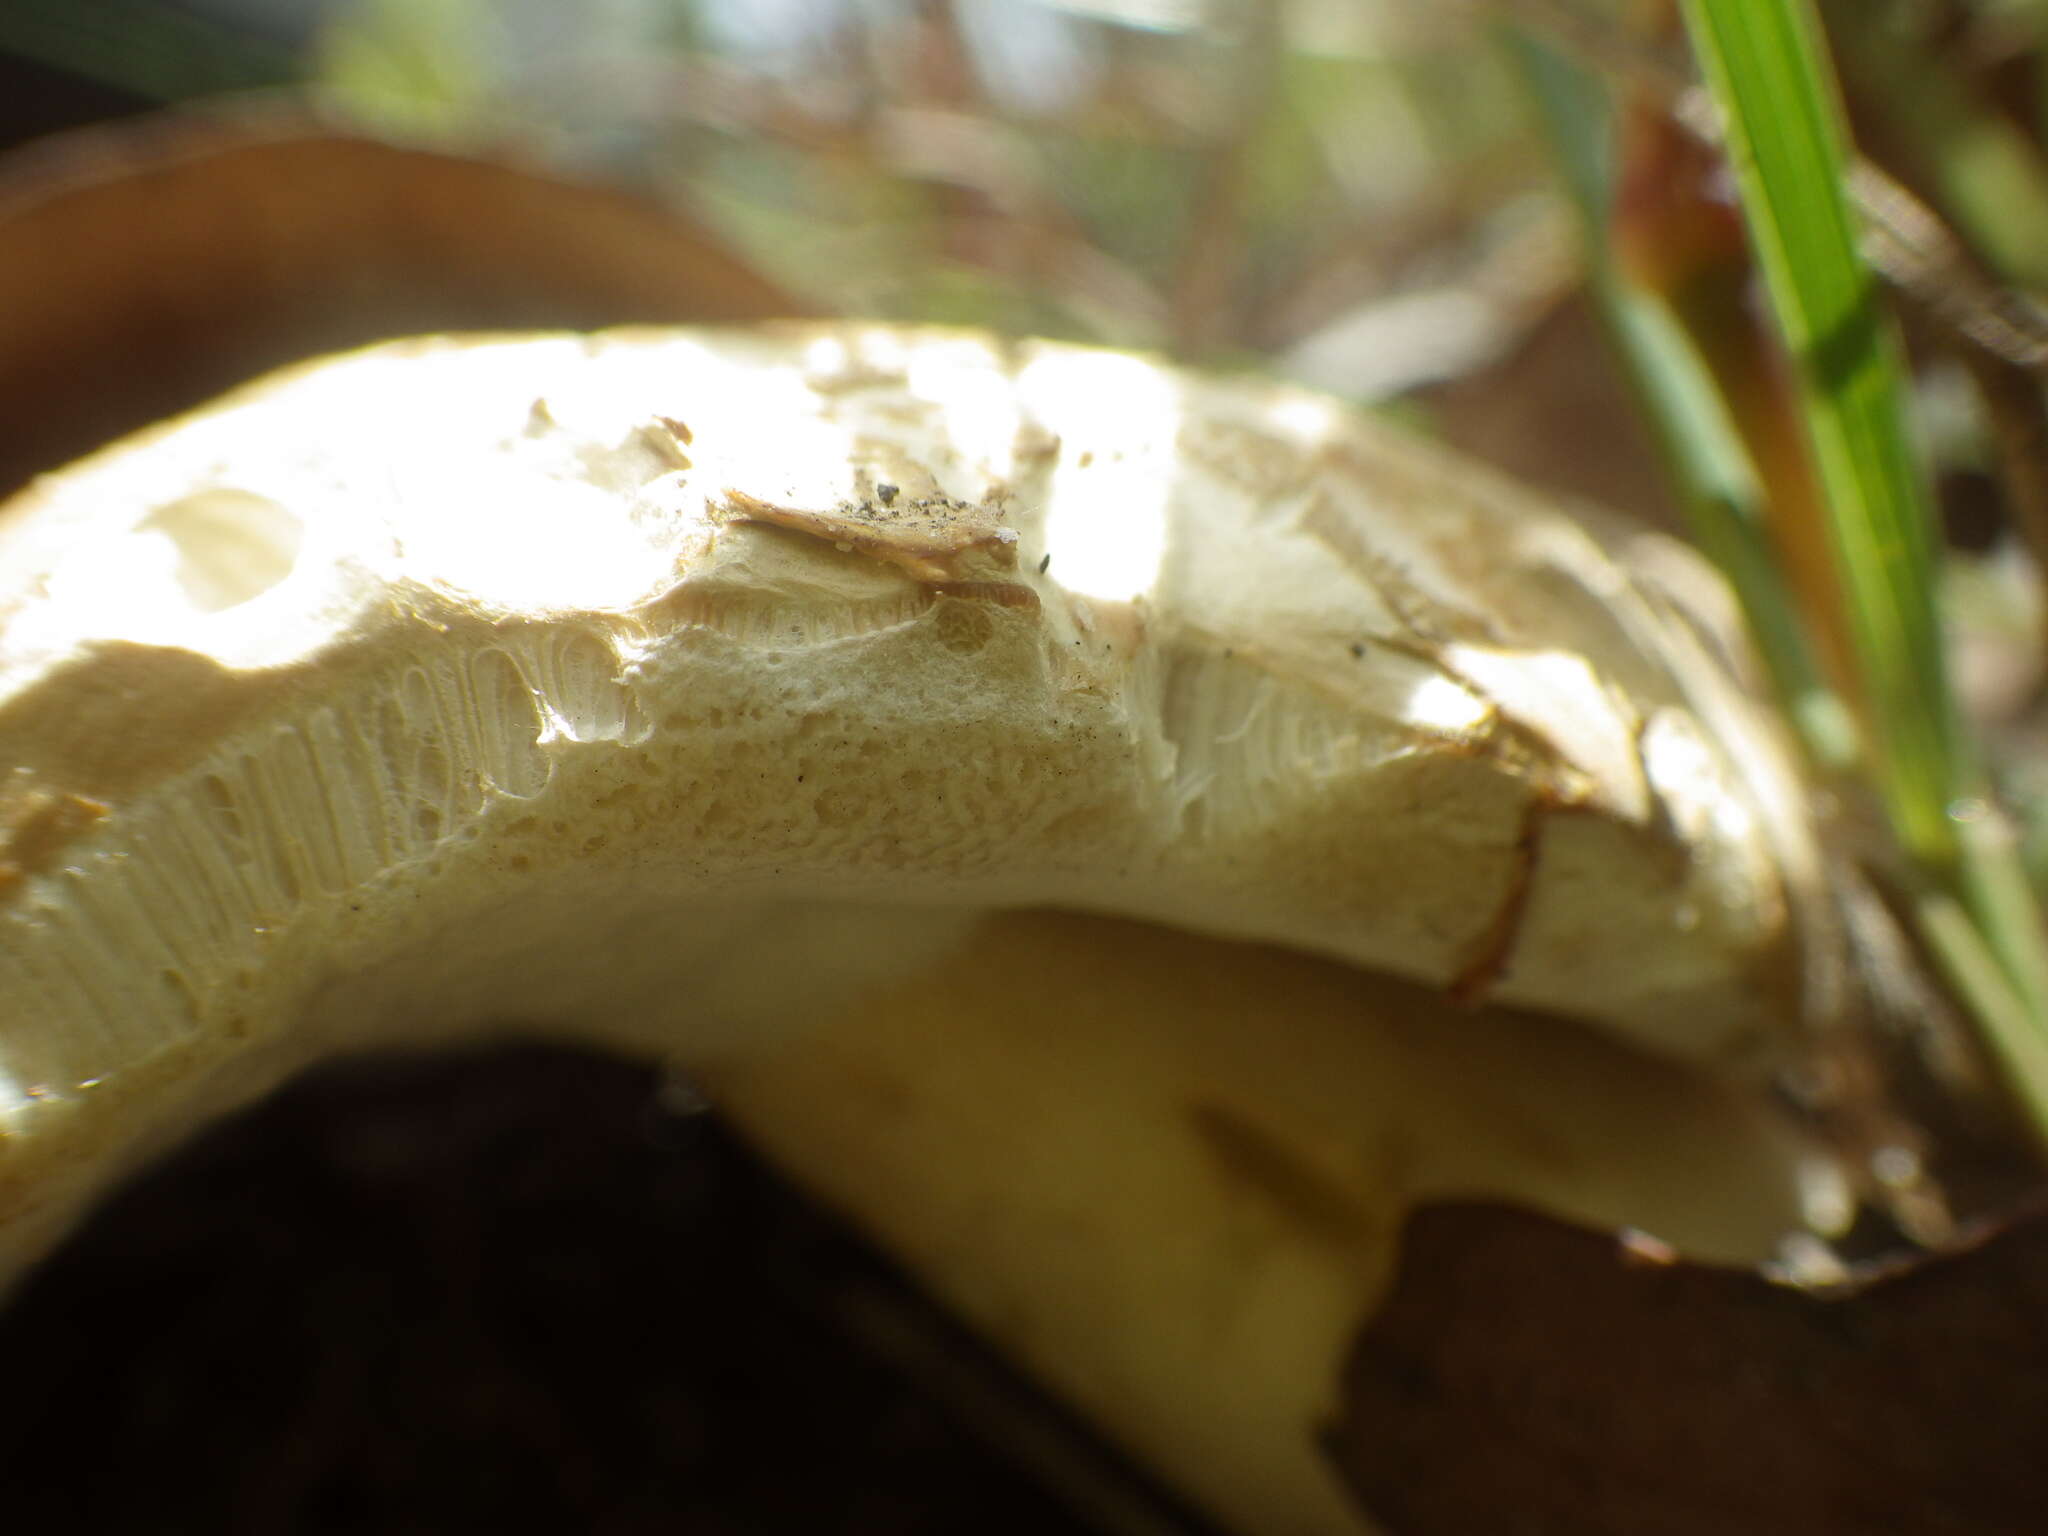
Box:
left=0, top=325, right=1829, bottom=1527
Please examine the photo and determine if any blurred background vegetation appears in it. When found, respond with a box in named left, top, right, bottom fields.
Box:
left=1, top=1, right=1575, bottom=384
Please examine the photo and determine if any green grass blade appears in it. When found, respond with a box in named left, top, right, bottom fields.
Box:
left=1681, top=0, right=2048, bottom=1126
left=1681, top=0, right=1954, bottom=864
left=1504, top=26, right=1853, bottom=766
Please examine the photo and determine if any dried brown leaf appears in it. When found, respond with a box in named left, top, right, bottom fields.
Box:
left=1328, top=1200, right=2048, bottom=1535
left=0, top=104, right=806, bottom=497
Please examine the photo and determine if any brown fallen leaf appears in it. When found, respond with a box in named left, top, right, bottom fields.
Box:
left=0, top=102, right=806, bottom=497
left=1328, top=1200, right=2048, bottom=1536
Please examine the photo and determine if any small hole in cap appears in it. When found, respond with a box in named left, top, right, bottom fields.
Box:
left=139, top=489, right=302, bottom=613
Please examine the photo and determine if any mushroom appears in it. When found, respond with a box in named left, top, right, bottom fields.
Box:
left=0, top=324, right=1837, bottom=1533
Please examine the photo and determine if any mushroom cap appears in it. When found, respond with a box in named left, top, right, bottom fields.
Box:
left=0, top=323, right=1831, bottom=1255
left=0, top=323, right=1833, bottom=1533
left=1, top=321, right=1818, bottom=1042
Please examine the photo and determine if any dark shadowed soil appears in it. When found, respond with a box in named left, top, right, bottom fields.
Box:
left=0, top=1044, right=1212, bottom=1536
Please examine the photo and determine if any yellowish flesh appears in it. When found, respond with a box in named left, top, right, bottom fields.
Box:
left=708, top=910, right=1812, bottom=1536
